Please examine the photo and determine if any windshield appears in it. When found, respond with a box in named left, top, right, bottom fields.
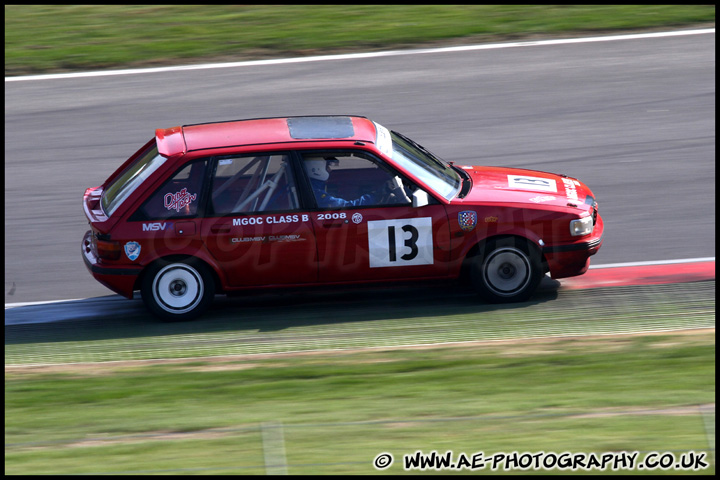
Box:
left=101, top=142, right=167, bottom=217
left=386, top=129, right=461, bottom=201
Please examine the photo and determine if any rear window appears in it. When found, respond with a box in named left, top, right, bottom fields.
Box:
left=101, top=142, right=167, bottom=217
left=136, top=159, right=208, bottom=219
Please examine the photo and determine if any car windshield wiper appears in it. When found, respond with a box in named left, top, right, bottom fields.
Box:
left=450, top=164, right=472, bottom=198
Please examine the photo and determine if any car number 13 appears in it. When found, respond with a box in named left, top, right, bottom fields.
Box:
left=367, top=217, right=434, bottom=268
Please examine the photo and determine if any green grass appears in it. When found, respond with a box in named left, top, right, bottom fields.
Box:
left=4, top=5, right=715, bottom=75
left=5, top=332, right=715, bottom=474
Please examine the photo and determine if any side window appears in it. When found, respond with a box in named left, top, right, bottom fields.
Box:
left=301, top=152, right=412, bottom=209
left=210, top=154, right=298, bottom=215
left=137, top=160, right=207, bottom=219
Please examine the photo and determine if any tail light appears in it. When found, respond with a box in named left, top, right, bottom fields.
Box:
left=96, top=237, right=121, bottom=260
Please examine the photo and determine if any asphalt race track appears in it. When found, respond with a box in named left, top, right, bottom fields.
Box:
left=4, top=29, right=715, bottom=308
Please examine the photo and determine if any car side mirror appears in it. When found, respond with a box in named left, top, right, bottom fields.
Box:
left=412, top=189, right=429, bottom=208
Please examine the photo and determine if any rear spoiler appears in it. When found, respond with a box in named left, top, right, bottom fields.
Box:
left=156, top=126, right=186, bottom=159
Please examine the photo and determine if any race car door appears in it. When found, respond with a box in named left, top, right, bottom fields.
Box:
left=300, top=151, right=451, bottom=283
left=201, top=153, right=318, bottom=287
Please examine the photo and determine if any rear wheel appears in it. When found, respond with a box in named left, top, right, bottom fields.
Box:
left=141, top=259, right=215, bottom=321
left=472, top=238, right=542, bottom=303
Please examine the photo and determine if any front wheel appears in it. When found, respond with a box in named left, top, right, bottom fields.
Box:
left=141, top=259, right=215, bottom=321
left=471, top=238, right=543, bottom=303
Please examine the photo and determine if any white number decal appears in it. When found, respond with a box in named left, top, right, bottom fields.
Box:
left=367, top=218, right=433, bottom=268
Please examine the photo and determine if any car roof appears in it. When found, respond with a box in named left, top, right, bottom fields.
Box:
left=155, top=115, right=378, bottom=158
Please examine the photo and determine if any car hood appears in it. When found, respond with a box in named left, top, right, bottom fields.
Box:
left=453, top=165, right=595, bottom=207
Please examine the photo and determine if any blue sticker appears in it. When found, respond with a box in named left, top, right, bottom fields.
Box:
left=124, top=241, right=141, bottom=261
left=458, top=211, right=478, bottom=231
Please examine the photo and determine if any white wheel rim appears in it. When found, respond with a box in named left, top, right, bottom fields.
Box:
left=153, top=264, right=203, bottom=314
left=483, top=247, right=531, bottom=296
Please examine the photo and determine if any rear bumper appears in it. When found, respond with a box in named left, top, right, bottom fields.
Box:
left=82, top=230, right=141, bottom=299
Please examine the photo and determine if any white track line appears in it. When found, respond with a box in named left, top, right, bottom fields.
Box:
left=4, top=298, right=89, bottom=309
left=5, top=28, right=714, bottom=83
left=589, top=257, right=715, bottom=269
left=4, top=257, right=714, bottom=309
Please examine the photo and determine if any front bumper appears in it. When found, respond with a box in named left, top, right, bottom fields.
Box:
left=82, top=230, right=141, bottom=299
left=541, top=215, right=604, bottom=279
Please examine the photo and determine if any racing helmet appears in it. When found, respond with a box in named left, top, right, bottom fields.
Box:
left=325, top=156, right=339, bottom=169
left=304, top=157, right=330, bottom=182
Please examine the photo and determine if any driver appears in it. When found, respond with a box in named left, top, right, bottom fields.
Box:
left=304, top=157, right=381, bottom=208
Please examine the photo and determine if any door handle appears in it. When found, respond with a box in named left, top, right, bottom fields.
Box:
left=210, top=225, right=231, bottom=233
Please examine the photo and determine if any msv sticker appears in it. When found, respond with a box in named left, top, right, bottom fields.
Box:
left=508, top=175, right=557, bottom=193
left=142, top=222, right=172, bottom=232
left=458, top=211, right=478, bottom=231
left=124, top=241, right=141, bottom=261
left=367, top=217, right=433, bottom=268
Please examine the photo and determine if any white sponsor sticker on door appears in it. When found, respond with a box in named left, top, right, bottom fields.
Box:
left=367, top=217, right=433, bottom=268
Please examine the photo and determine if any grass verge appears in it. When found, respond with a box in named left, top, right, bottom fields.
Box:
left=5, top=5, right=715, bottom=75
left=5, top=331, right=715, bottom=474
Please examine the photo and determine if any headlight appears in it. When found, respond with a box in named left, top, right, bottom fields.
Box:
left=570, top=216, right=594, bottom=236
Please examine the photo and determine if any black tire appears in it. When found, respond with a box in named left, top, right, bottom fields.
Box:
left=141, top=258, right=215, bottom=321
left=471, top=237, right=543, bottom=303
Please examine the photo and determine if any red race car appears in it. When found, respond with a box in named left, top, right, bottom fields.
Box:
left=82, top=116, right=603, bottom=321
